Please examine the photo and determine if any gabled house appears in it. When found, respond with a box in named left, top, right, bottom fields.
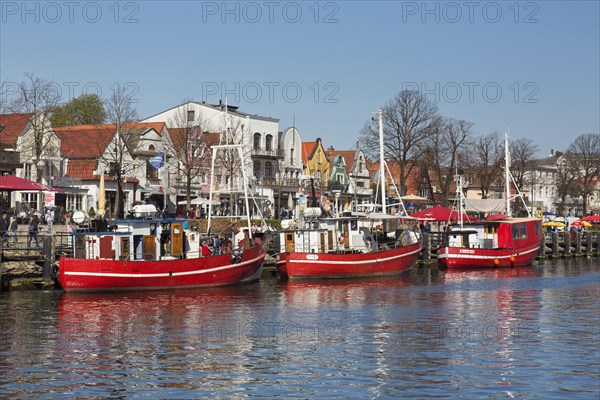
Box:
left=325, top=147, right=373, bottom=204
left=54, top=122, right=173, bottom=216
left=302, top=138, right=330, bottom=193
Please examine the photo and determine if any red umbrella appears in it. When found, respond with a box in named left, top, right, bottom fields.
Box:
left=571, top=220, right=592, bottom=227
left=0, top=175, right=61, bottom=192
left=580, top=215, right=600, bottom=223
left=411, top=205, right=477, bottom=222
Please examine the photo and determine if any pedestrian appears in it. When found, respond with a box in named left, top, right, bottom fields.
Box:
left=201, top=240, right=212, bottom=257
left=213, top=236, right=222, bottom=255
left=0, top=212, right=9, bottom=246
left=9, top=216, right=18, bottom=244
left=28, top=215, right=40, bottom=250
left=46, top=208, right=54, bottom=234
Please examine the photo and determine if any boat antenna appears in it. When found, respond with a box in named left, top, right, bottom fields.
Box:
left=378, top=109, right=386, bottom=214
left=504, top=132, right=511, bottom=216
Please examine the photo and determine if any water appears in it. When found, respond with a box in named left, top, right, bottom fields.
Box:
left=1, top=259, right=598, bottom=399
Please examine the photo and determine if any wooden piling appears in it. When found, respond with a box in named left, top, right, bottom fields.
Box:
left=552, top=232, right=559, bottom=257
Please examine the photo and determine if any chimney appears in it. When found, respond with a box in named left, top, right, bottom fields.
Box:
left=549, top=149, right=554, bottom=157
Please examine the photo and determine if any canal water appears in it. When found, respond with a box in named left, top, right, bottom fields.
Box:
left=1, top=259, right=598, bottom=399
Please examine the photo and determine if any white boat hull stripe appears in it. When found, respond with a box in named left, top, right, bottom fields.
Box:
left=64, top=254, right=265, bottom=278
left=437, top=246, right=539, bottom=260
left=287, top=247, right=422, bottom=265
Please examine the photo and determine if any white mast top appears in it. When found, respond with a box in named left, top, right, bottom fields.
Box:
left=378, top=110, right=386, bottom=214
left=504, top=133, right=511, bottom=217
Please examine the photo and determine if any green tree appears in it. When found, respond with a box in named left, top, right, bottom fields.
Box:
left=50, top=93, right=106, bottom=127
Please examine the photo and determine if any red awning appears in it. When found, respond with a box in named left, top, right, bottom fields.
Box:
left=0, top=175, right=62, bottom=192
left=581, top=215, right=600, bottom=222
left=410, top=205, right=477, bottom=222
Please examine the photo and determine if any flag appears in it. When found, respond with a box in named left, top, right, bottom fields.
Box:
left=150, top=152, right=165, bottom=169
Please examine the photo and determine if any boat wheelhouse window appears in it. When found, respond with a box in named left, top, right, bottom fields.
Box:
left=512, top=225, right=519, bottom=240
left=519, top=223, right=527, bottom=239
left=350, top=219, right=358, bottom=230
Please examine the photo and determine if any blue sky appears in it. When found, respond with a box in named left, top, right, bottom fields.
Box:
left=1, top=1, right=598, bottom=157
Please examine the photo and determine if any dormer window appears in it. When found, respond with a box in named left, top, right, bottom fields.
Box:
left=187, top=110, right=195, bottom=122
left=149, top=144, right=155, bottom=151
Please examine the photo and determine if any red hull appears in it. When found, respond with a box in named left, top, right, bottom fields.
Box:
left=58, top=245, right=265, bottom=291
left=438, top=243, right=540, bottom=269
left=277, top=242, right=422, bottom=279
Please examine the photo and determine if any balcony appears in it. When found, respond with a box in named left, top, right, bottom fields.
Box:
left=251, top=148, right=284, bottom=159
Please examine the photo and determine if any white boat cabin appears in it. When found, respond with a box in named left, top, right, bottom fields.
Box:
left=71, top=218, right=201, bottom=261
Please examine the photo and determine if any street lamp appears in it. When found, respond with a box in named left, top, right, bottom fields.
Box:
left=36, top=159, right=46, bottom=211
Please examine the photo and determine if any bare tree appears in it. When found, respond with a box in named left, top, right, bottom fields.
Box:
left=422, top=117, right=473, bottom=203
left=5, top=73, right=61, bottom=177
left=554, top=155, right=578, bottom=216
left=102, top=84, right=139, bottom=219
left=510, top=137, right=539, bottom=214
left=167, top=102, right=215, bottom=211
left=567, top=133, right=600, bottom=216
left=468, top=132, right=503, bottom=199
left=359, top=90, right=438, bottom=196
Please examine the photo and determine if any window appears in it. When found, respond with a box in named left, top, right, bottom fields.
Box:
left=317, top=152, right=321, bottom=164
left=265, top=162, right=272, bottom=179
left=266, top=135, right=273, bottom=151
left=201, top=172, right=207, bottom=184
left=24, top=164, right=32, bottom=180
left=519, top=223, right=527, bottom=239
left=336, top=173, right=343, bottom=183
left=149, top=144, right=155, bottom=151
left=535, top=221, right=541, bottom=236
left=146, top=160, right=159, bottom=179
left=187, top=110, right=195, bottom=122
left=66, top=194, right=83, bottom=211
left=109, top=162, right=119, bottom=176
left=290, top=148, right=294, bottom=163
left=253, top=133, right=261, bottom=150
left=21, top=192, right=38, bottom=209
left=512, top=225, right=519, bottom=240
left=253, top=161, right=261, bottom=179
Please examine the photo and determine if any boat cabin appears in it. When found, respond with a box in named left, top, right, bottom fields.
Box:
left=279, top=216, right=377, bottom=254
left=446, top=219, right=542, bottom=249
left=71, top=218, right=201, bottom=261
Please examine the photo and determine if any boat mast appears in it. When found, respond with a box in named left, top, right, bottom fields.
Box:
left=504, top=133, right=511, bottom=217
left=378, top=109, right=386, bottom=214
left=455, top=169, right=464, bottom=229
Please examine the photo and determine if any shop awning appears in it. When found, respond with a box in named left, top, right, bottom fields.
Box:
left=0, top=175, right=62, bottom=192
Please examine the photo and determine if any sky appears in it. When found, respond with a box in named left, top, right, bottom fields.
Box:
left=1, top=0, right=598, bottom=158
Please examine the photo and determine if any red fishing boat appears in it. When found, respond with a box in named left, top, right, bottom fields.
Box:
left=276, top=110, right=422, bottom=279
left=437, top=135, right=542, bottom=269
left=59, top=143, right=266, bottom=291
left=58, top=216, right=266, bottom=291
left=437, top=217, right=542, bottom=269
left=276, top=214, right=422, bottom=279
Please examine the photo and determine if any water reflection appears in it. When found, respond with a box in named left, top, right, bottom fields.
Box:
left=0, top=258, right=598, bottom=399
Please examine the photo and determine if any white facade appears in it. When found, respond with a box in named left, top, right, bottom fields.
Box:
left=347, top=150, right=372, bottom=199
left=144, top=102, right=281, bottom=216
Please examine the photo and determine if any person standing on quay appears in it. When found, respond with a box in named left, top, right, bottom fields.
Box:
left=9, top=216, right=18, bottom=245
left=28, top=215, right=40, bottom=250
left=0, top=212, right=9, bottom=246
